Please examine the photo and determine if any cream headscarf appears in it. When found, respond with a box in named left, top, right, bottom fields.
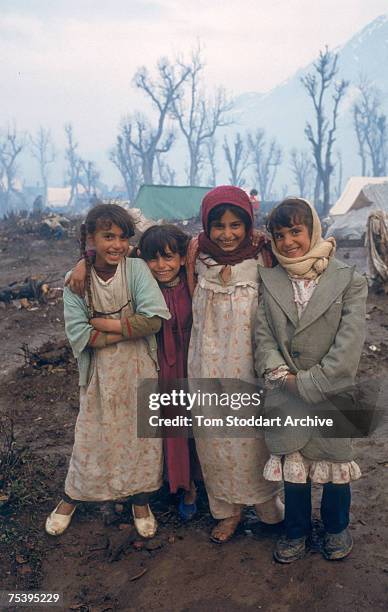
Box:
left=270, top=198, right=336, bottom=280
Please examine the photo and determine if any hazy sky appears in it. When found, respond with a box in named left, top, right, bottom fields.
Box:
left=1, top=0, right=388, bottom=184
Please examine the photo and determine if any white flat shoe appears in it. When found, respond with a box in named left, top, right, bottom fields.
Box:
left=132, top=504, right=157, bottom=539
left=45, top=502, right=76, bottom=536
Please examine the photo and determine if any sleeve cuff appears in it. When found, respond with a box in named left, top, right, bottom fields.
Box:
left=121, top=317, right=132, bottom=338
left=296, top=368, right=325, bottom=404
left=89, top=330, right=108, bottom=348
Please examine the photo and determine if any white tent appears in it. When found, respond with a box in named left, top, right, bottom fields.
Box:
left=330, top=177, right=388, bottom=215
left=327, top=181, right=388, bottom=241
left=47, top=186, right=86, bottom=208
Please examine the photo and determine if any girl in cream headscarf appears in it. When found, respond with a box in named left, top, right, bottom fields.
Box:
left=255, top=198, right=367, bottom=564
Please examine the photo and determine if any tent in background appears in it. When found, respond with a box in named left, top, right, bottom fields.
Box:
left=133, top=185, right=212, bottom=221
left=330, top=177, right=388, bottom=215
left=328, top=179, right=388, bottom=241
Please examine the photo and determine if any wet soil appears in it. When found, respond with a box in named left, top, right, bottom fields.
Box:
left=0, top=230, right=387, bottom=612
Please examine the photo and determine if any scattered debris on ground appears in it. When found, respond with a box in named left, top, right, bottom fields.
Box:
left=20, top=339, right=73, bottom=370
left=1, top=227, right=388, bottom=610
left=0, top=276, right=63, bottom=305
left=0, top=211, right=79, bottom=241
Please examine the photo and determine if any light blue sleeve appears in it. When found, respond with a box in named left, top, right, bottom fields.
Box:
left=63, top=275, right=93, bottom=359
left=127, top=259, right=171, bottom=320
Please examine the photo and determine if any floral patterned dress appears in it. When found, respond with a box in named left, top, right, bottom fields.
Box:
left=65, top=261, right=163, bottom=501
left=188, top=255, right=281, bottom=514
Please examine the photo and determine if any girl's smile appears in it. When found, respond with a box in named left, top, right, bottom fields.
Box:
left=209, top=210, right=247, bottom=252
left=273, top=224, right=311, bottom=258
left=89, top=223, right=130, bottom=267
left=146, top=247, right=184, bottom=284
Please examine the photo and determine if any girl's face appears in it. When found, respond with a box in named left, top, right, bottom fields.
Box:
left=209, top=209, right=247, bottom=252
left=273, top=223, right=311, bottom=258
left=146, top=246, right=184, bottom=283
left=89, top=223, right=130, bottom=267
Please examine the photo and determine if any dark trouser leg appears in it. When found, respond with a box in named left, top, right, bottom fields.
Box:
left=62, top=492, right=77, bottom=504
left=321, top=483, right=350, bottom=534
left=284, top=481, right=312, bottom=539
left=131, top=492, right=152, bottom=506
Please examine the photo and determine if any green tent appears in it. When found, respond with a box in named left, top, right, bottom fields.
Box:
left=134, top=184, right=212, bottom=220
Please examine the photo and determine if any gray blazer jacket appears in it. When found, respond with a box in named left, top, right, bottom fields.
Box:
left=254, top=258, right=368, bottom=461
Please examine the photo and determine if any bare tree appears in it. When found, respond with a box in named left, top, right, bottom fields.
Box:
left=64, top=124, right=82, bottom=207
left=289, top=148, right=314, bottom=198
left=301, top=47, right=348, bottom=216
left=281, top=184, right=289, bottom=200
left=248, top=129, right=282, bottom=201
left=353, top=104, right=368, bottom=176
left=0, top=126, right=25, bottom=212
left=205, top=136, right=217, bottom=187
left=333, top=150, right=343, bottom=200
left=110, top=123, right=142, bottom=202
left=123, top=58, right=190, bottom=183
left=79, top=160, right=100, bottom=197
left=172, top=48, right=233, bottom=185
left=155, top=153, right=176, bottom=185
left=353, top=79, right=387, bottom=176
left=223, top=133, right=250, bottom=187
left=29, top=127, right=55, bottom=206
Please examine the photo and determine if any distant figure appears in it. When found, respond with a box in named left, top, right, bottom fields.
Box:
left=32, top=195, right=43, bottom=218
left=249, top=189, right=260, bottom=226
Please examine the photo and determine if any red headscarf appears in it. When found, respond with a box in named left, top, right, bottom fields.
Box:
left=198, top=185, right=270, bottom=265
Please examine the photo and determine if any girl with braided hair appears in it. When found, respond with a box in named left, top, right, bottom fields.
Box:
left=45, top=204, right=170, bottom=538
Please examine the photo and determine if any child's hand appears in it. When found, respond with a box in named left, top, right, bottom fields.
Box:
left=251, top=228, right=265, bottom=247
left=65, top=259, right=87, bottom=297
left=91, top=318, right=122, bottom=334
left=285, top=374, right=299, bottom=395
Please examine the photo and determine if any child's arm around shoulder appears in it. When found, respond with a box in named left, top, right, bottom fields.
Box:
left=296, top=269, right=368, bottom=403
left=120, top=259, right=171, bottom=339
left=65, top=258, right=87, bottom=297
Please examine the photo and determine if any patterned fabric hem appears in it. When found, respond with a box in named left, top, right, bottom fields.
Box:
left=263, top=451, right=362, bottom=484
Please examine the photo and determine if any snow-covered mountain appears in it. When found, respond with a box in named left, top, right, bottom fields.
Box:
left=217, top=13, right=388, bottom=196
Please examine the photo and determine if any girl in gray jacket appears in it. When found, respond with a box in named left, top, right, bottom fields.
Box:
left=255, top=198, right=367, bottom=563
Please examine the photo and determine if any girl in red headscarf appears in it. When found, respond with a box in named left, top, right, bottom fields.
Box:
left=187, top=185, right=284, bottom=543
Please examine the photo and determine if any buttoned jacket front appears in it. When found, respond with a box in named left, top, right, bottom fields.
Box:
left=254, top=258, right=368, bottom=461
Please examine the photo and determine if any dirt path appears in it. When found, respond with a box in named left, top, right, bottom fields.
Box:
left=1, top=231, right=387, bottom=611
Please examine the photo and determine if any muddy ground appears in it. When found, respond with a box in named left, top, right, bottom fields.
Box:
left=0, top=225, right=387, bottom=612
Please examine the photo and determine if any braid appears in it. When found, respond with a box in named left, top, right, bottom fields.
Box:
left=85, top=255, right=94, bottom=319
left=79, top=222, right=94, bottom=319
